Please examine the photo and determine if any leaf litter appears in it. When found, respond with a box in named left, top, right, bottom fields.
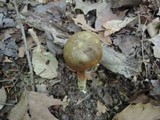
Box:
left=0, top=0, right=160, bottom=120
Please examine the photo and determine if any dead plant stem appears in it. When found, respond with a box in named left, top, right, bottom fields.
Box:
left=138, top=13, right=148, bottom=79
left=13, top=0, right=35, bottom=91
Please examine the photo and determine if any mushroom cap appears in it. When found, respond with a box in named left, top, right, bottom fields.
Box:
left=63, top=31, right=102, bottom=71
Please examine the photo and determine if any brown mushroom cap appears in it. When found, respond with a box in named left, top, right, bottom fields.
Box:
left=63, top=31, right=102, bottom=72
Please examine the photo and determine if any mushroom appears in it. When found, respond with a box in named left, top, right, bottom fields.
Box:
left=63, top=31, right=102, bottom=93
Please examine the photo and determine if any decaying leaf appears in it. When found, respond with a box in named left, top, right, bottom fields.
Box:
left=36, top=84, right=48, bottom=93
left=28, top=91, right=62, bottom=120
left=103, top=17, right=136, bottom=36
left=8, top=91, right=63, bottom=120
left=110, top=0, right=143, bottom=8
left=95, top=4, right=120, bottom=30
left=73, top=0, right=120, bottom=31
left=0, top=87, right=7, bottom=110
left=0, top=13, right=15, bottom=28
left=72, top=14, right=97, bottom=32
left=113, top=35, right=140, bottom=56
left=101, top=46, right=142, bottom=78
left=74, top=0, right=106, bottom=15
left=7, top=91, right=28, bottom=120
left=113, top=103, right=160, bottom=120
left=32, top=47, right=58, bottom=79
left=147, top=18, right=160, bottom=37
left=18, top=46, right=25, bottom=58
left=21, top=11, right=68, bottom=45
left=97, top=31, right=112, bottom=45
left=149, top=34, right=160, bottom=58
left=36, top=0, right=48, bottom=4
left=96, top=100, right=107, bottom=116
left=150, top=80, right=160, bottom=96
left=29, top=29, right=58, bottom=79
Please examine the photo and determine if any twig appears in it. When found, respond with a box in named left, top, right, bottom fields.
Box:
left=75, top=94, right=91, bottom=106
left=13, top=0, right=35, bottom=91
left=137, top=12, right=149, bottom=79
left=0, top=102, right=15, bottom=106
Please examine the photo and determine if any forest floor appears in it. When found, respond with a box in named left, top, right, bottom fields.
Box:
left=0, top=0, right=160, bottom=120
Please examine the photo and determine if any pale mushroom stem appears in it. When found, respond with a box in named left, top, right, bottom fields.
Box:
left=77, top=71, right=87, bottom=93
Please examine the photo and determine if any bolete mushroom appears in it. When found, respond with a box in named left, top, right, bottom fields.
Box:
left=63, top=31, right=102, bottom=93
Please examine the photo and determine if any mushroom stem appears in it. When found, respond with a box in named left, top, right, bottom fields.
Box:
left=77, top=71, right=87, bottom=93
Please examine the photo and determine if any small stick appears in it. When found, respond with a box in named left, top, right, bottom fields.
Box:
left=13, top=0, right=35, bottom=91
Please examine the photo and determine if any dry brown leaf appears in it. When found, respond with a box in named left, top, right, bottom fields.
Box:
left=147, top=18, right=160, bottom=37
left=32, top=47, right=58, bottom=79
left=74, top=0, right=106, bottom=15
left=149, top=34, right=160, bottom=58
left=97, top=32, right=112, bottom=45
left=3, top=56, right=12, bottom=63
left=96, top=100, right=107, bottom=116
left=27, top=36, right=36, bottom=49
left=18, top=46, right=25, bottom=58
left=0, top=87, right=7, bottom=110
left=130, top=93, right=150, bottom=104
left=28, top=91, right=62, bottom=120
left=74, top=0, right=121, bottom=31
left=101, top=46, right=142, bottom=78
left=151, top=80, right=160, bottom=96
left=8, top=91, right=63, bottom=120
left=112, top=103, right=160, bottom=120
left=8, top=91, right=28, bottom=120
left=110, top=0, right=143, bottom=8
left=36, top=0, right=48, bottom=3
left=113, top=35, right=140, bottom=56
left=29, top=29, right=58, bottom=79
left=72, top=14, right=97, bottom=32
left=103, top=17, right=136, bottom=36
left=95, top=5, right=121, bottom=30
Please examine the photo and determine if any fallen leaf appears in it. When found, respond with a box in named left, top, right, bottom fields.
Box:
left=3, top=56, right=12, bottom=63
left=113, top=35, right=140, bottom=56
left=74, top=0, right=121, bottom=31
left=7, top=91, right=63, bottom=120
left=147, top=18, right=160, bottom=37
left=0, top=35, right=18, bottom=58
left=72, top=14, right=97, bottom=32
left=0, top=87, right=7, bottom=110
left=36, top=0, right=48, bottom=4
left=103, top=17, right=136, bottom=36
left=130, top=93, right=150, bottom=104
left=112, top=103, right=160, bottom=120
left=149, top=34, right=160, bottom=58
left=7, top=91, right=28, bottom=120
left=0, top=13, right=15, bottom=28
left=97, top=32, right=112, bottom=45
left=74, top=0, right=106, bottom=15
left=36, top=84, right=48, bottom=93
left=95, top=5, right=121, bottom=30
left=96, top=100, right=107, bottom=116
left=101, top=46, right=142, bottom=78
left=21, top=12, right=68, bottom=45
left=150, top=80, right=160, bottom=96
left=18, top=46, right=25, bottom=58
left=29, top=28, right=58, bottom=79
left=28, top=91, right=62, bottom=120
left=157, top=7, right=160, bottom=16
left=32, top=46, right=58, bottom=79
left=110, top=0, right=143, bottom=8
